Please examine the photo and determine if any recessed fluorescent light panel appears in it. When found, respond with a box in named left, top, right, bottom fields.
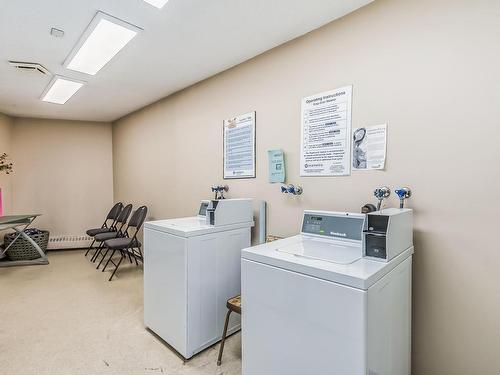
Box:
left=41, top=76, right=85, bottom=104
left=65, top=12, right=142, bottom=75
left=143, top=0, right=169, bottom=9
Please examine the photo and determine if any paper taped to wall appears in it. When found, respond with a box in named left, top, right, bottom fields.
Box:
left=352, top=124, right=387, bottom=170
left=300, top=86, right=353, bottom=176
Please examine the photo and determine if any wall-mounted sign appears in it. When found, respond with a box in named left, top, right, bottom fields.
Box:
left=267, top=149, right=285, bottom=183
left=300, top=86, right=352, bottom=176
left=223, top=111, right=256, bottom=179
left=353, top=124, right=387, bottom=170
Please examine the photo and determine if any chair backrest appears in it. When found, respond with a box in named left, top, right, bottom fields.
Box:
left=117, top=204, right=133, bottom=225
left=127, top=206, right=148, bottom=239
left=128, top=206, right=148, bottom=228
left=106, top=202, right=123, bottom=220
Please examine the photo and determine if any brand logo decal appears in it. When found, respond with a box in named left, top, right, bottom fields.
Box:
left=330, top=232, right=347, bottom=237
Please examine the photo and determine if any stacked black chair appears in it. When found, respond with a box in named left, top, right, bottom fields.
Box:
left=84, top=202, right=123, bottom=257
left=90, top=204, right=133, bottom=265
left=101, top=206, right=148, bottom=281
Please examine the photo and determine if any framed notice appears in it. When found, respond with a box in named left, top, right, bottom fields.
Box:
left=223, top=111, right=256, bottom=179
left=300, top=86, right=353, bottom=176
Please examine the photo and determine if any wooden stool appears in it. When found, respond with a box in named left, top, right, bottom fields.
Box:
left=216, top=236, right=282, bottom=366
left=217, top=295, right=241, bottom=366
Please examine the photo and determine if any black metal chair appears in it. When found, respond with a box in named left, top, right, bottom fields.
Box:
left=101, top=206, right=148, bottom=281
left=90, top=204, right=133, bottom=265
left=84, top=202, right=123, bottom=257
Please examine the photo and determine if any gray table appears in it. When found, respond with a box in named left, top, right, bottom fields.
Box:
left=0, top=214, right=49, bottom=266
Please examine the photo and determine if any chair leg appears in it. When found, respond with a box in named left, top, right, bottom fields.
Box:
left=85, top=239, right=95, bottom=256
left=217, top=310, right=232, bottom=366
left=91, top=248, right=101, bottom=263
left=132, top=247, right=143, bottom=264
left=109, top=252, right=124, bottom=281
left=131, top=248, right=139, bottom=266
left=91, top=243, right=104, bottom=263
left=96, top=248, right=109, bottom=269
left=102, top=249, right=116, bottom=272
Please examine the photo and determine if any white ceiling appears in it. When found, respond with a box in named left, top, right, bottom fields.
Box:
left=0, top=0, right=372, bottom=122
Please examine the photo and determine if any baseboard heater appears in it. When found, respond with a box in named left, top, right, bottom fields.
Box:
left=47, top=235, right=93, bottom=250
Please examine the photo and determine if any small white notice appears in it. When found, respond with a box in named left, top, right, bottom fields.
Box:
left=352, top=124, right=387, bottom=170
left=300, top=86, right=353, bottom=176
left=223, top=111, right=256, bottom=179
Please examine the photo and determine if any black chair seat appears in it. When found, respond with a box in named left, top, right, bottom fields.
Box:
left=104, top=237, right=141, bottom=250
left=86, top=227, right=113, bottom=237
left=94, top=232, right=119, bottom=242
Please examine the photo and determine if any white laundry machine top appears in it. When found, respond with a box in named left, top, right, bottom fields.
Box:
left=145, top=199, right=254, bottom=237
left=145, top=216, right=254, bottom=237
left=242, top=210, right=413, bottom=290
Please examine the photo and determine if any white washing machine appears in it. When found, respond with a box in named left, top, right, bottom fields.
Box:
left=144, top=199, right=254, bottom=359
left=241, top=209, right=413, bottom=375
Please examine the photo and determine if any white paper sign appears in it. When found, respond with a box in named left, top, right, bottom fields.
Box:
left=352, top=124, right=387, bottom=170
left=223, top=111, right=256, bottom=179
left=300, top=86, right=352, bottom=176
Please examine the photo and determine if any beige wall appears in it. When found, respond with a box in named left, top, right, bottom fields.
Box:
left=11, top=118, right=113, bottom=237
left=113, top=0, right=499, bottom=373
left=0, top=113, right=13, bottom=214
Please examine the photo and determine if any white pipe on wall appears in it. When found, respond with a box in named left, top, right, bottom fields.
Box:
left=259, top=200, right=266, bottom=244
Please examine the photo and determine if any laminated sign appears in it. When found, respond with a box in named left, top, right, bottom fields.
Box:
left=267, top=149, right=285, bottom=183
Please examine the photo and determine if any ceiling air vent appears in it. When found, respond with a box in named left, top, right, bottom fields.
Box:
left=8, top=61, right=50, bottom=75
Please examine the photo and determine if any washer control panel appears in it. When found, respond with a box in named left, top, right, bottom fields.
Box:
left=301, top=212, right=365, bottom=241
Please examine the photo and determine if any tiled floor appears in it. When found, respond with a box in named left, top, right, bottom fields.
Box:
left=0, top=250, right=241, bottom=375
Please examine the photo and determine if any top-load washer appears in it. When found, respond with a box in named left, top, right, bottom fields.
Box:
left=241, top=208, right=413, bottom=375
left=144, top=199, right=254, bottom=359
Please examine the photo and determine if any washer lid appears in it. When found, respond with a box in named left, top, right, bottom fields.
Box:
left=242, top=235, right=413, bottom=290
left=275, top=237, right=362, bottom=265
left=145, top=216, right=254, bottom=237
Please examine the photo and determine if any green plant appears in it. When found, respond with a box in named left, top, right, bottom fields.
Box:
left=0, top=153, right=13, bottom=174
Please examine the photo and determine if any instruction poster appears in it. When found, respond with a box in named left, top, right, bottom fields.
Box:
left=352, top=124, right=387, bottom=170
left=300, top=86, right=352, bottom=176
left=223, top=111, right=256, bottom=179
